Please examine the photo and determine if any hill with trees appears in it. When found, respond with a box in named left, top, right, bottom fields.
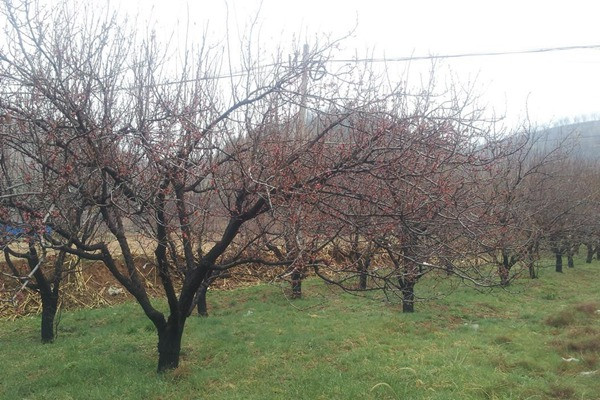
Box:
left=537, top=120, right=600, bottom=160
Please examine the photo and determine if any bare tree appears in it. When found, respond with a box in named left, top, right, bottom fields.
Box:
left=0, top=0, right=407, bottom=371
left=306, top=93, right=516, bottom=312
left=0, top=110, right=102, bottom=342
left=471, top=126, right=569, bottom=282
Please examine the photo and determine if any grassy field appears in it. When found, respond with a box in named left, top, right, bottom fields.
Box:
left=1, top=259, right=599, bottom=399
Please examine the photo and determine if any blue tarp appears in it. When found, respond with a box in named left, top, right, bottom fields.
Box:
left=0, top=224, right=52, bottom=238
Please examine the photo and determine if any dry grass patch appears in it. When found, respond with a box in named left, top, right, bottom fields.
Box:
left=574, top=301, right=600, bottom=315
left=582, top=353, right=599, bottom=369
left=493, top=335, right=512, bottom=345
left=545, top=302, right=600, bottom=329
left=566, top=337, right=600, bottom=352
left=546, top=383, right=575, bottom=399
left=567, top=326, right=599, bottom=336
left=166, top=364, right=192, bottom=382
left=545, top=309, right=576, bottom=327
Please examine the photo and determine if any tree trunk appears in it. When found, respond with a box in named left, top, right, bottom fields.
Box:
left=40, top=292, right=58, bottom=343
left=26, top=246, right=62, bottom=344
left=358, top=268, right=368, bottom=290
left=528, top=262, right=537, bottom=279
left=498, top=265, right=509, bottom=286
left=157, top=318, right=185, bottom=372
left=291, top=270, right=302, bottom=299
left=444, top=259, right=454, bottom=276
left=196, top=285, right=209, bottom=317
left=358, top=255, right=370, bottom=290
left=555, top=252, right=563, bottom=273
left=567, top=252, right=574, bottom=268
left=525, top=243, right=538, bottom=279
left=498, top=254, right=510, bottom=286
left=397, top=242, right=418, bottom=313
left=586, top=243, right=594, bottom=263
left=401, top=280, right=415, bottom=313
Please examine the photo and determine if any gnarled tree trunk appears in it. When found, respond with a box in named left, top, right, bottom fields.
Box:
left=357, top=251, right=372, bottom=290
left=498, top=251, right=515, bottom=286
left=400, top=279, right=415, bottom=313
left=157, top=317, right=186, bottom=372
left=196, top=285, right=209, bottom=317
left=358, top=259, right=369, bottom=290
left=291, top=269, right=302, bottom=299
left=499, top=255, right=510, bottom=287
left=567, top=253, right=574, bottom=268
left=586, top=243, right=594, bottom=263
left=555, top=252, right=563, bottom=273
left=527, top=261, right=537, bottom=279
left=40, top=292, right=59, bottom=343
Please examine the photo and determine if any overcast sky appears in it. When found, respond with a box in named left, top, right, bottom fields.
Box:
left=121, top=0, right=600, bottom=127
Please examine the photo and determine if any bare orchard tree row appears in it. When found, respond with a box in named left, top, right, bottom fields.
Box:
left=1, top=0, right=598, bottom=373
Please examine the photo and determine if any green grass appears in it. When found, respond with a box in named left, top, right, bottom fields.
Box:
left=1, top=259, right=599, bottom=399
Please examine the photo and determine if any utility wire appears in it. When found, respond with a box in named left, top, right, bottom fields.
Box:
left=190, top=44, right=600, bottom=82
left=148, top=43, right=600, bottom=85
left=329, top=44, right=600, bottom=63
left=130, top=43, right=600, bottom=89
left=0, top=44, right=599, bottom=91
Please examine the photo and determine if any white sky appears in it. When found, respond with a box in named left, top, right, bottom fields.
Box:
left=119, top=0, right=600, bottom=127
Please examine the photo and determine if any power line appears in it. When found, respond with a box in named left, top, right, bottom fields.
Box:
left=207, top=44, right=600, bottom=80
left=155, top=43, right=600, bottom=84
left=1, top=44, right=599, bottom=91
left=141, top=43, right=600, bottom=87
left=329, top=44, right=600, bottom=64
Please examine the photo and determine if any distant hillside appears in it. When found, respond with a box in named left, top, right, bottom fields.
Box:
left=537, top=120, right=600, bottom=161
